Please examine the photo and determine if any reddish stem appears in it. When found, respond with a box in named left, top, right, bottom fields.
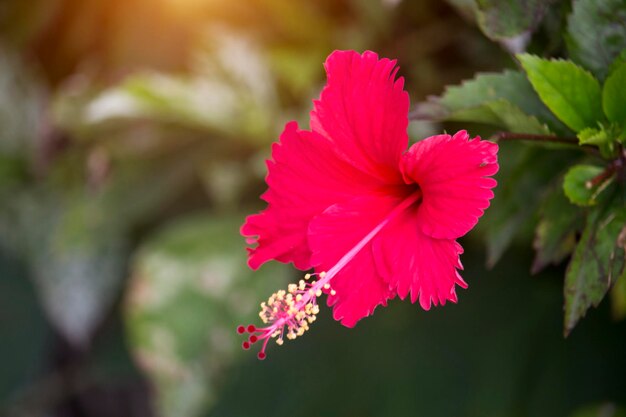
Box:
left=586, top=166, right=616, bottom=188
left=586, top=150, right=626, bottom=188
left=491, top=132, right=578, bottom=145
left=491, top=131, right=601, bottom=157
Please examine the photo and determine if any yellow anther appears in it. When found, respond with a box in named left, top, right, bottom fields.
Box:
left=254, top=278, right=324, bottom=350
left=330, top=289, right=336, bottom=296
left=319, top=271, right=326, bottom=278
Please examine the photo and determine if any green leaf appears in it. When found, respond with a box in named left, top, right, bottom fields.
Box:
left=577, top=127, right=610, bottom=146
left=440, top=71, right=556, bottom=121
left=564, top=195, right=626, bottom=335
left=12, top=189, right=131, bottom=347
left=125, top=213, right=291, bottom=417
left=567, top=0, right=626, bottom=80
left=483, top=145, right=577, bottom=267
left=608, top=49, right=626, bottom=76
left=486, top=100, right=551, bottom=133
left=611, top=269, right=626, bottom=321
left=518, top=54, right=605, bottom=132
left=532, top=187, right=583, bottom=273
left=577, top=126, right=620, bottom=158
left=448, top=100, right=550, bottom=134
left=602, top=62, right=626, bottom=128
left=412, top=69, right=569, bottom=134
left=563, top=164, right=610, bottom=206
left=475, top=0, right=552, bottom=42
left=0, top=49, right=42, bottom=159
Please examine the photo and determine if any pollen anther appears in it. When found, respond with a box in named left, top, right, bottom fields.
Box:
left=238, top=270, right=331, bottom=359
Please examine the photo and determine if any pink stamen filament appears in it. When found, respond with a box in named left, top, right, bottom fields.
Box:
left=240, top=189, right=422, bottom=359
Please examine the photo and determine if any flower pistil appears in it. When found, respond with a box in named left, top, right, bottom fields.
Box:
left=238, top=189, right=423, bottom=359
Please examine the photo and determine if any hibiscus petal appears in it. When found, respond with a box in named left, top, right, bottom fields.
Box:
left=310, top=50, right=409, bottom=183
left=400, top=130, right=499, bottom=240
left=308, top=193, right=401, bottom=327
left=241, top=121, right=380, bottom=270
left=373, top=205, right=467, bottom=310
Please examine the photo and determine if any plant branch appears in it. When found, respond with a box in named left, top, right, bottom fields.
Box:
left=587, top=165, right=617, bottom=188
left=586, top=148, right=626, bottom=188
left=491, top=131, right=578, bottom=144
left=491, top=131, right=601, bottom=157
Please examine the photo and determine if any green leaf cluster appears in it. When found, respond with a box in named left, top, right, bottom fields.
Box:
left=518, top=54, right=626, bottom=157
left=419, top=0, right=626, bottom=334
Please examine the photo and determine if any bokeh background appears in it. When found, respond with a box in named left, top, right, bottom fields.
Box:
left=1, top=1, right=625, bottom=416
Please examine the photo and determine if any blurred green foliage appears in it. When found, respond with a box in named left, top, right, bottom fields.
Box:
left=0, top=0, right=625, bottom=416
left=126, top=214, right=290, bottom=415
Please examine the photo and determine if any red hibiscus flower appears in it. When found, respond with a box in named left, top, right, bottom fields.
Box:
left=238, top=50, right=498, bottom=359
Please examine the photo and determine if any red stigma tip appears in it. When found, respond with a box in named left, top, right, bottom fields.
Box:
left=249, top=335, right=258, bottom=343
left=247, top=324, right=256, bottom=333
left=257, top=352, right=266, bottom=360
left=237, top=325, right=245, bottom=334
left=242, top=341, right=250, bottom=350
